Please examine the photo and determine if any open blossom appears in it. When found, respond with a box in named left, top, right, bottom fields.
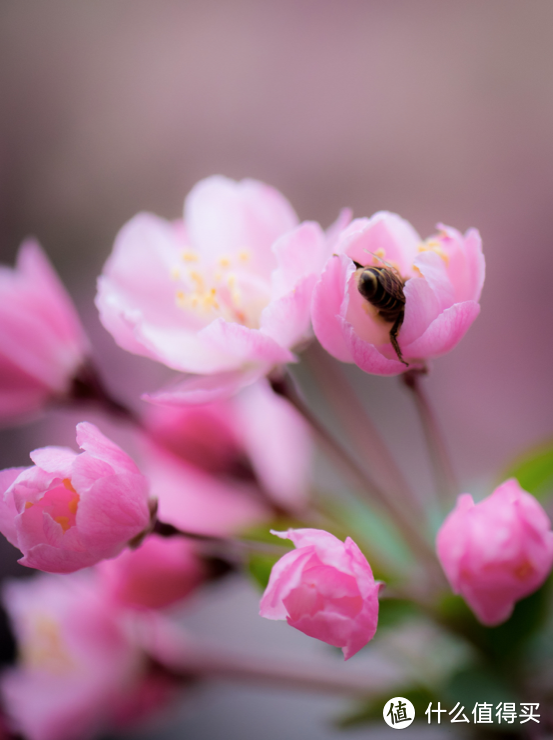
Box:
left=0, top=422, right=152, bottom=573
left=142, top=379, right=312, bottom=536
left=436, top=479, right=553, bottom=625
left=0, top=240, right=89, bottom=422
left=96, top=533, right=205, bottom=610
left=260, top=529, right=380, bottom=660
left=96, top=175, right=333, bottom=403
left=1, top=572, right=179, bottom=740
left=312, top=212, right=484, bottom=375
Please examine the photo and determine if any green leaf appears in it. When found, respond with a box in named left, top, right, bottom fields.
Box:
left=437, top=574, right=552, bottom=665
left=503, top=439, right=553, bottom=500
left=377, top=598, right=420, bottom=630
left=247, top=552, right=281, bottom=591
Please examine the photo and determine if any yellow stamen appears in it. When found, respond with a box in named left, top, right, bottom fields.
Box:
left=189, top=270, right=205, bottom=290
left=62, top=478, right=77, bottom=493
left=170, top=267, right=181, bottom=280
left=182, top=250, right=198, bottom=262
left=54, top=516, right=70, bottom=532
left=68, top=494, right=80, bottom=516
left=25, top=501, right=33, bottom=510
left=417, top=240, right=450, bottom=266
left=218, top=256, right=231, bottom=268
left=238, top=250, right=250, bottom=262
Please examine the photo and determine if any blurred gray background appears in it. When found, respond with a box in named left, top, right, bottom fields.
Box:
left=1, top=1, right=553, bottom=737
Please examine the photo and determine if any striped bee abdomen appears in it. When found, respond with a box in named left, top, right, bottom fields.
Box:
left=354, top=263, right=408, bottom=366
left=357, top=267, right=406, bottom=321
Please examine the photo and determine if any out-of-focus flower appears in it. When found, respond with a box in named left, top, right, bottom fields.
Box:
left=96, top=175, right=332, bottom=403
left=142, top=379, right=312, bottom=535
left=312, top=213, right=484, bottom=375
left=0, top=422, right=152, bottom=573
left=436, top=479, right=553, bottom=625
left=260, top=528, right=381, bottom=660
left=1, top=572, right=142, bottom=740
left=0, top=240, right=89, bottom=422
left=96, top=533, right=205, bottom=610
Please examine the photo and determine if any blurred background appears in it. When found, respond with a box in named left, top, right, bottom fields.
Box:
left=1, top=1, right=552, bottom=737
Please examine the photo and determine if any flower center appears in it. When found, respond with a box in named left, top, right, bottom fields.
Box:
left=21, top=615, right=74, bottom=672
left=170, top=248, right=269, bottom=328
left=417, top=237, right=449, bottom=266
left=24, top=478, right=80, bottom=533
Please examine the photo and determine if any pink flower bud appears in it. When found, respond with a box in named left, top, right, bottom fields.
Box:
left=0, top=240, right=89, bottom=422
left=260, top=528, right=380, bottom=660
left=96, top=534, right=205, bottom=610
left=97, top=175, right=333, bottom=403
left=436, top=479, right=553, bottom=625
left=312, top=213, right=485, bottom=375
left=0, top=422, right=152, bottom=573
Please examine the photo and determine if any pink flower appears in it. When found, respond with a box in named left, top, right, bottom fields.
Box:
left=436, top=479, right=553, bottom=626
left=312, top=213, right=484, bottom=375
left=0, top=422, right=152, bottom=573
left=0, top=240, right=89, bottom=422
left=0, top=572, right=143, bottom=740
left=142, top=379, right=312, bottom=535
left=96, top=175, right=332, bottom=403
left=260, top=528, right=380, bottom=660
left=96, top=533, right=205, bottom=610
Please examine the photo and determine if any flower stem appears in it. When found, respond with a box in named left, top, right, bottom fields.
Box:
left=402, top=368, right=458, bottom=508
left=153, top=519, right=289, bottom=557
left=304, top=343, right=425, bottom=525
left=270, top=371, right=441, bottom=578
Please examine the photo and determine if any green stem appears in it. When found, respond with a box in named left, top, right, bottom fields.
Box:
left=402, top=368, right=458, bottom=508
left=270, top=371, right=443, bottom=583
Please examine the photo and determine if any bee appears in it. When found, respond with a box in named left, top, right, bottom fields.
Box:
left=353, top=256, right=408, bottom=366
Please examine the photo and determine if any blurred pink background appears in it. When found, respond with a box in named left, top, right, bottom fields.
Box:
left=1, top=2, right=552, bottom=737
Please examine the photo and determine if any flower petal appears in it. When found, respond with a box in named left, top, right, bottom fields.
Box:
left=312, top=255, right=355, bottom=363
left=185, top=176, right=298, bottom=276
left=401, top=301, right=480, bottom=359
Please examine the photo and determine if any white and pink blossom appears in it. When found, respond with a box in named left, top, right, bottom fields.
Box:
left=96, top=176, right=332, bottom=402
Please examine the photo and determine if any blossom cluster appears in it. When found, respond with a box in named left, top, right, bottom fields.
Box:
left=0, top=174, right=552, bottom=740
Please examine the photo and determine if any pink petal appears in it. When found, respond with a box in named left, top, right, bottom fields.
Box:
left=144, top=367, right=266, bottom=406
left=259, top=547, right=316, bottom=620
left=401, top=301, right=480, bottom=359
left=29, top=447, right=77, bottom=476
left=271, top=222, right=328, bottom=300
left=341, top=318, right=407, bottom=376
left=259, top=275, right=316, bottom=349
left=337, top=212, right=421, bottom=275
left=77, top=473, right=150, bottom=553
left=75, top=422, right=140, bottom=477
left=234, top=380, right=312, bottom=511
left=149, top=448, right=268, bottom=536
left=199, top=319, right=295, bottom=369
left=436, top=224, right=485, bottom=304
left=185, top=176, right=298, bottom=277
left=0, top=468, right=26, bottom=547
left=312, top=255, right=355, bottom=363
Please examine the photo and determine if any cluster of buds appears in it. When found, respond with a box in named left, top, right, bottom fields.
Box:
left=0, top=175, right=552, bottom=739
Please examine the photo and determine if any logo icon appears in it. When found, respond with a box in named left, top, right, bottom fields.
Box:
left=383, top=697, right=415, bottom=729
